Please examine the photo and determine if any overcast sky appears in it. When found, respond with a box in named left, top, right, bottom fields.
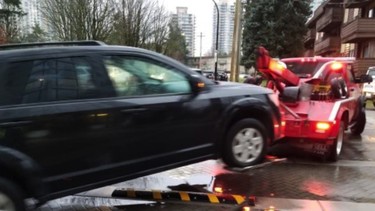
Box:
left=161, top=0, right=235, bottom=56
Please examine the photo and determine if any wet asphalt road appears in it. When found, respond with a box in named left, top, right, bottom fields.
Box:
left=35, top=107, right=375, bottom=211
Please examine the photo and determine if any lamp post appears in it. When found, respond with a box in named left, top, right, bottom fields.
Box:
left=212, top=0, right=219, bottom=81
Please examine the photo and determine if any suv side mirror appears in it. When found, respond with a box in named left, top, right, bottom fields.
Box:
left=355, top=74, right=373, bottom=84
left=190, top=75, right=208, bottom=94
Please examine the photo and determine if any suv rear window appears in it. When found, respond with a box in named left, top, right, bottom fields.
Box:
left=0, top=57, right=100, bottom=106
left=283, top=61, right=325, bottom=78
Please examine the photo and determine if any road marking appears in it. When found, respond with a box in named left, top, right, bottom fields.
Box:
left=179, top=192, right=190, bottom=201
left=111, top=188, right=255, bottom=206
left=207, top=194, right=220, bottom=203
left=153, top=191, right=162, bottom=200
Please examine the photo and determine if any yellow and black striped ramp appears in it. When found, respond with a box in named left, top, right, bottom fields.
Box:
left=112, top=188, right=255, bottom=206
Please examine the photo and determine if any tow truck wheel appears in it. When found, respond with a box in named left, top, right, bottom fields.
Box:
left=223, top=118, right=268, bottom=167
left=328, top=120, right=345, bottom=162
left=331, top=78, right=347, bottom=99
left=350, top=108, right=366, bottom=135
left=0, top=177, right=26, bottom=211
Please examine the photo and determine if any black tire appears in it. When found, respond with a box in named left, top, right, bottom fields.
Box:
left=0, top=177, right=26, bottom=211
left=373, top=101, right=375, bottom=108
left=222, top=118, right=268, bottom=167
left=350, top=108, right=366, bottom=135
left=331, top=78, right=347, bottom=99
left=327, top=120, right=345, bottom=162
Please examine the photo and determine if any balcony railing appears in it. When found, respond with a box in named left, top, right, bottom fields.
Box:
left=314, top=36, right=341, bottom=55
left=341, top=18, right=375, bottom=43
left=344, top=0, right=372, bottom=8
left=353, top=59, right=375, bottom=75
left=316, top=7, right=344, bottom=32
left=304, top=28, right=316, bottom=44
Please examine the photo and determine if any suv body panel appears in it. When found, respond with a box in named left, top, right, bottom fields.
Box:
left=0, top=45, right=281, bottom=202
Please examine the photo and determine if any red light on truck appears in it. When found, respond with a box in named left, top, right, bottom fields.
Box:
left=330, top=62, right=343, bottom=71
left=269, top=59, right=286, bottom=73
left=316, top=122, right=330, bottom=130
left=315, top=122, right=331, bottom=133
left=214, top=186, right=223, bottom=193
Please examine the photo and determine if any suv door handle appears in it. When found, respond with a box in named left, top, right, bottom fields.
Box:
left=120, top=108, right=147, bottom=113
left=0, top=120, right=32, bottom=127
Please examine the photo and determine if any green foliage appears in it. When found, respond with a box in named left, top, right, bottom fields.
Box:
left=241, top=0, right=312, bottom=68
left=20, top=24, right=47, bottom=43
left=164, top=22, right=189, bottom=63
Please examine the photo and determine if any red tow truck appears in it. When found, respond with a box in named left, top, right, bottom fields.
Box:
left=256, top=47, right=372, bottom=161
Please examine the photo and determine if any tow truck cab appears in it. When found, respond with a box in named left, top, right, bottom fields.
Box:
left=256, top=47, right=372, bottom=160
left=280, top=58, right=358, bottom=142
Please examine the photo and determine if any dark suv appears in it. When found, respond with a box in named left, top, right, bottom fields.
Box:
left=0, top=41, right=282, bottom=210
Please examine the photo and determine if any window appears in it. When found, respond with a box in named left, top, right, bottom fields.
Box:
left=344, top=8, right=349, bottom=23
left=104, top=56, right=191, bottom=97
left=369, top=9, right=374, bottom=18
left=0, top=57, right=99, bottom=106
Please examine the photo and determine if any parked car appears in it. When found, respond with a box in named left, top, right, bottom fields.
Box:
left=0, top=41, right=282, bottom=210
left=191, top=68, right=228, bottom=81
left=362, top=66, right=375, bottom=106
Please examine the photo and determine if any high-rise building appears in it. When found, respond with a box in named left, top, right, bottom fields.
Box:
left=212, top=0, right=235, bottom=56
left=172, top=7, right=196, bottom=57
left=19, top=0, right=46, bottom=35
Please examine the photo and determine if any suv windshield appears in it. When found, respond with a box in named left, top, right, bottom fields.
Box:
left=283, top=61, right=325, bottom=78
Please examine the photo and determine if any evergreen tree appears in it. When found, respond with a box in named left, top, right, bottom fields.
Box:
left=164, top=22, right=188, bottom=63
left=21, top=24, right=47, bottom=43
left=241, top=0, right=311, bottom=68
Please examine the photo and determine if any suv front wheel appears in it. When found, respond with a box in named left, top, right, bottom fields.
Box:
left=223, top=118, right=268, bottom=167
left=0, top=177, right=26, bottom=211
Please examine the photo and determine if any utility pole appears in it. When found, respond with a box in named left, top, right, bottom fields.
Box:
left=212, top=0, right=219, bottom=80
left=230, top=0, right=242, bottom=82
left=198, top=32, right=205, bottom=69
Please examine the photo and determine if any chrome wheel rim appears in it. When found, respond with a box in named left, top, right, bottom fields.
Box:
left=336, top=124, right=344, bottom=156
left=232, top=128, right=264, bottom=163
left=0, top=192, right=16, bottom=211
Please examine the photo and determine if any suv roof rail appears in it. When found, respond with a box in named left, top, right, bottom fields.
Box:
left=0, top=40, right=106, bottom=50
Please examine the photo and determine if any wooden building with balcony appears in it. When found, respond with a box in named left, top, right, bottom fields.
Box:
left=305, top=0, right=344, bottom=57
left=341, top=0, right=375, bottom=75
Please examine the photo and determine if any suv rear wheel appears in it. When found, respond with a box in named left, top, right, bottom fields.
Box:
left=0, top=177, right=25, bottom=211
left=223, top=118, right=268, bottom=167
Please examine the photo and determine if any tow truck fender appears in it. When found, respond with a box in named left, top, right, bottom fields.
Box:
left=0, top=146, right=47, bottom=198
left=352, top=96, right=366, bottom=122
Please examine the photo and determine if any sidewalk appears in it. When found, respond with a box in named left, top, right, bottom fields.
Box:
left=255, top=196, right=375, bottom=211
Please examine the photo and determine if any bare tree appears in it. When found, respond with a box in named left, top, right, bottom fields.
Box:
left=41, top=0, right=115, bottom=41
left=0, top=0, right=24, bottom=43
left=149, top=4, right=170, bottom=52
left=110, top=0, right=170, bottom=51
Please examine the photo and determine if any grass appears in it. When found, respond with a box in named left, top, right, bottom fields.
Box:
left=366, top=100, right=374, bottom=109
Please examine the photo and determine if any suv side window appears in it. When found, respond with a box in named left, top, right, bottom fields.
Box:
left=104, top=56, right=191, bottom=96
left=0, top=57, right=99, bottom=106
